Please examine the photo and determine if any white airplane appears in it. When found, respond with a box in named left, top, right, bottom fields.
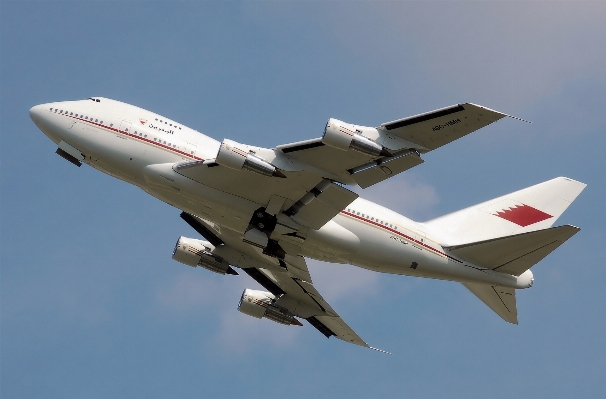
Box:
left=30, top=97, right=585, bottom=351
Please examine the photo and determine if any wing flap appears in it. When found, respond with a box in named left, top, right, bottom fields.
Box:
left=313, top=315, right=369, bottom=347
left=463, top=283, right=518, bottom=324
left=289, top=180, right=358, bottom=230
left=349, top=151, right=424, bottom=189
left=446, top=225, right=580, bottom=276
left=183, top=216, right=369, bottom=346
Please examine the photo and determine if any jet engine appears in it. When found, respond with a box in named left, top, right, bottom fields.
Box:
left=238, top=289, right=302, bottom=326
left=172, top=236, right=234, bottom=275
left=322, top=118, right=392, bottom=157
left=215, top=139, right=285, bottom=177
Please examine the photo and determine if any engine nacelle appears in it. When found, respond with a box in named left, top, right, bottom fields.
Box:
left=322, top=118, right=391, bottom=157
left=238, top=289, right=302, bottom=326
left=216, top=139, right=285, bottom=178
left=172, top=236, right=231, bottom=274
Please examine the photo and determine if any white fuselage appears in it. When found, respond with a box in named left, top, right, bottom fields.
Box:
left=30, top=98, right=533, bottom=289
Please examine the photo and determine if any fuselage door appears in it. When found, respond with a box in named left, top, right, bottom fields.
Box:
left=120, top=120, right=133, bottom=134
left=186, top=142, right=197, bottom=157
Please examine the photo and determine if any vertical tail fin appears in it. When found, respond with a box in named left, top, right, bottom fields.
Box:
left=423, top=177, right=586, bottom=246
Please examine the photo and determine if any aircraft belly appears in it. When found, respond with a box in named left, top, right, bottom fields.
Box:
left=48, top=116, right=261, bottom=233
left=333, top=215, right=520, bottom=286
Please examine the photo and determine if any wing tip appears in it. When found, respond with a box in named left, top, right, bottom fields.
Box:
left=465, top=102, right=530, bottom=123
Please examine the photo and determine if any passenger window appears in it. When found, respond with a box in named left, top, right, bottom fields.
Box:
left=95, top=119, right=98, bottom=122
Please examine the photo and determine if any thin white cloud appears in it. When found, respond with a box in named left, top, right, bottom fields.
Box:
left=155, top=270, right=302, bottom=352
left=214, top=309, right=301, bottom=353
left=330, top=2, right=606, bottom=111
left=355, top=173, right=440, bottom=220
left=307, top=260, right=380, bottom=303
left=155, top=272, right=226, bottom=313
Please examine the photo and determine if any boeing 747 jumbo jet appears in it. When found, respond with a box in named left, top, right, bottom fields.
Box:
left=30, top=98, right=585, bottom=351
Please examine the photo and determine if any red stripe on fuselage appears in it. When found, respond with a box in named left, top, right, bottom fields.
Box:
left=340, top=210, right=462, bottom=263
left=62, top=112, right=203, bottom=160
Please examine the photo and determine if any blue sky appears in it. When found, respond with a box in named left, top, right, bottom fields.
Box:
left=2, top=2, right=605, bottom=398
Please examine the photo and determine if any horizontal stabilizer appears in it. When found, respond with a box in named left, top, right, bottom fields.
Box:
left=463, top=283, right=518, bottom=324
left=446, top=225, right=579, bottom=276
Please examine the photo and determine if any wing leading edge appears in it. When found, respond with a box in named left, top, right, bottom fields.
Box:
left=242, top=267, right=369, bottom=347
left=276, top=103, right=512, bottom=188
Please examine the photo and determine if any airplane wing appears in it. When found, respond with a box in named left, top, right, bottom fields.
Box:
left=184, top=213, right=370, bottom=348
left=378, top=103, right=507, bottom=153
left=174, top=103, right=508, bottom=230
left=277, top=103, right=507, bottom=188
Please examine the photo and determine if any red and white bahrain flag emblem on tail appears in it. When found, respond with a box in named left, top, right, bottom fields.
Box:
left=494, top=204, right=553, bottom=227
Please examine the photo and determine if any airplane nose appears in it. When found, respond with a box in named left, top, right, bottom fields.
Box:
left=29, top=104, right=43, bottom=124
